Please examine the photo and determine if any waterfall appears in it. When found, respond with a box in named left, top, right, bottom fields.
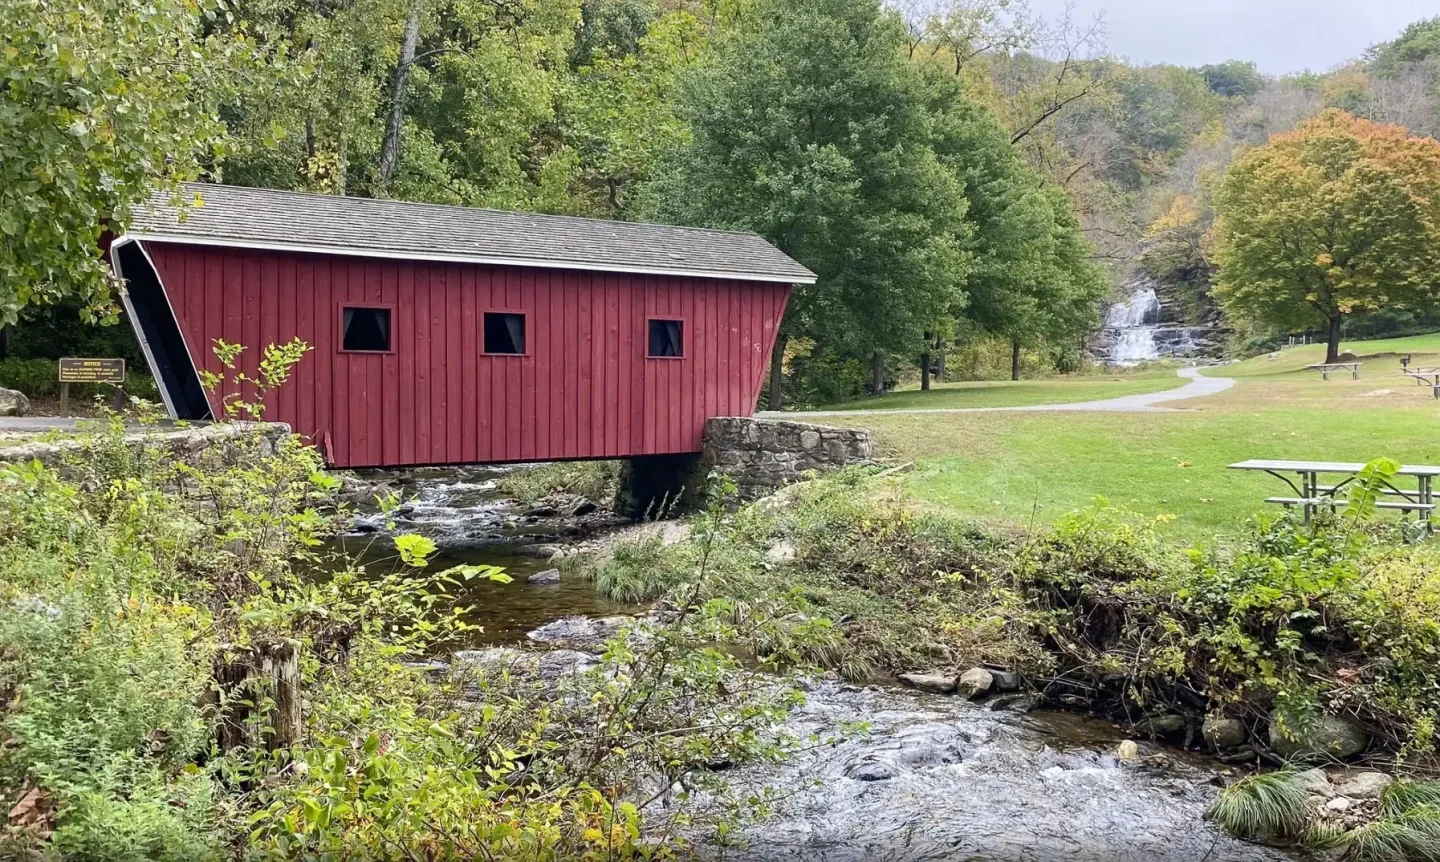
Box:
left=1105, top=286, right=1163, bottom=363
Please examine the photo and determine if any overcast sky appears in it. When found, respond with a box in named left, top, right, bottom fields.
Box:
left=1027, top=0, right=1440, bottom=75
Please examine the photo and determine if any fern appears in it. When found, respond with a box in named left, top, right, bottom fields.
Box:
left=1205, top=768, right=1313, bottom=841
left=1382, top=780, right=1440, bottom=818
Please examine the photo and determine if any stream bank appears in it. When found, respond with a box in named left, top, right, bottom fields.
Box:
left=340, top=465, right=1291, bottom=860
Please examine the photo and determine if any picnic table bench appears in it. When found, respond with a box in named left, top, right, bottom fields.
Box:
left=1229, top=459, right=1440, bottom=525
left=1307, top=362, right=1362, bottom=380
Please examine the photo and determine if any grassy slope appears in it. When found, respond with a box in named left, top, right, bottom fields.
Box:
left=809, top=368, right=1183, bottom=411
left=820, top=336, right=1440, bottom=539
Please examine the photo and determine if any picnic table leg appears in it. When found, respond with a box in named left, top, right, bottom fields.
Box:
left=1301, top=471, right=1314, bottom=525
left=1321, top=369, right=1330, bottom=381
left=1423, top=476, right=1434, bottom=532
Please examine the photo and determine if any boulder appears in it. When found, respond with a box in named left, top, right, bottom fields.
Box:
left=1293, top=768, right=1335, bottom=798
left=1336, top=772, right=1392, bottom=800
left=765, top=540, right=797, bottom=563
left=1202, top=716, right=1248, bottom=750
left=1135, top=714, right=1187, bottom=738
left=1325, top=796, right=1352, bottom=812
left=1117, top=740, right=1140, bottom=762
left=1269, top=715, right=1367, bottom=761
left=956, top=668, right=994, bottom=700
left=897, top=672, right=957, bottom=694
left=528, top=569, right=561, bottom=585
left=568, top=499, right=598, bottom=517
left=987, top=669, right=1021, bottom=691
left=0, top=387, right=30, bottom=417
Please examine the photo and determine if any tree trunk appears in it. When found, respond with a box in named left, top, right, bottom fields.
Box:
left=920, top=351, right=931, bottom=390
left=766, top=333, right=787, bottom=411
left=375, top=3, right=422, bottom=194
left=935, top=334, right=945, bottom=381
left=214, top=638, right=303, bottom=753
left=872, top=351, right=886, bottom=396
left=1011, top=338, right=1022, bottom=381
left=0, top=324, right=10, bottom=359
left=1326, top=314, right=1343, bottom=364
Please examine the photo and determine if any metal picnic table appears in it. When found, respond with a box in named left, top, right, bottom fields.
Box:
left=1228, top=459, right=1440, bottom=525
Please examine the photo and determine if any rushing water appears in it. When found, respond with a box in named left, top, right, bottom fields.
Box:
left=342, top=469, right=1286, bottom=861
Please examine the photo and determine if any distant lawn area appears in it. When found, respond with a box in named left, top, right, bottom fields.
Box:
left=810, top=367, right=1183, bottom=411
left=816, top=335, right=1440, bottom=540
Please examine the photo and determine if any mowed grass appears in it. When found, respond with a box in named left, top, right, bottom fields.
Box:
left=819, top=336, right=1440, bottom=539
left=810, top=367, right=1183, bottom=411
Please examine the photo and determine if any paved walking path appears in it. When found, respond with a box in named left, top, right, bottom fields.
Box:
left=761, top=367, right=1235, bottom=419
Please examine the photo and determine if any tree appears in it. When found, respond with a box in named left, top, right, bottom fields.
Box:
left=1198, top=60, right=1265, bottom=100
left=1214, top=110, right=1440, bottom=362
left=644, top=0, right=971, bottom=407
left=921, top=65, right=1101, bottom=378
left=0, top=0, right=255, bottom=324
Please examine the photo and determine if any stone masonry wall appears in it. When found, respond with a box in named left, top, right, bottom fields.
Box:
left=702, top=416, right=874, bottom=500
left=0, top=421, right=292, bottom=473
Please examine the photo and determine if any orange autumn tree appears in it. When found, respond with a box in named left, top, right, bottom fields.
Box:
left=1214, top=110, right=1440, bottom=362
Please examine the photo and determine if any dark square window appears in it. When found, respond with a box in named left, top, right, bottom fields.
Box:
left=484, top=312, right=526, bottom=355
left=648, top=319, right=683, bottom=358
left=341, top=306, right=391, bottom=352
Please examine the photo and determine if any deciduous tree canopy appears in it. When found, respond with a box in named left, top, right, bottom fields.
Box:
left=1214, top=109, right=1440, bottom=361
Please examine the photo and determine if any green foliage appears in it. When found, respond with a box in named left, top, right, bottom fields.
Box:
left=1198, top=60, right=1266, bottom=100
left=645, top=0, right=974, bottom=397
left=1214, top=110, right=1440, bottom=360
left=1382, top=779, right=1440, bottom=818
left=0, top=0, right=265, bottom=323
left=0, top=350, right=800, bottom=858
left=1204, top=769, right=1312, bottom=842
left=0, top=356, right=158, bottom=402
left=199, top=337, right=312, bottom=420
left=1369, top=18, right=1440, bottom=77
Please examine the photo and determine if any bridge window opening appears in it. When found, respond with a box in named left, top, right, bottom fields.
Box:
left=341, top=306, right=392, bottom=352
left=648, top=319, right=684, bottom=358
left=484, top=311, right=526, bottom=355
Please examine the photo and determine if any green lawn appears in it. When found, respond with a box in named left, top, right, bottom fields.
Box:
left=1212, top=332, right=1440, bottom=379
left=810, top=368, right=1184, bottom=411
left=815, top=335, right=1440, bottom=539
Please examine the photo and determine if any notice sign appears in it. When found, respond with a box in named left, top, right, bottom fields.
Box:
left=58, top=357, right=126, bottom=385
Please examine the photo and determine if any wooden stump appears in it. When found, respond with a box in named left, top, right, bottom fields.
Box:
left=214, top=638, right=303, bottom=753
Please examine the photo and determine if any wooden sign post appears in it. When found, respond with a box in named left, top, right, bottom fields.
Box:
left=57, top=358, right=126, bottom=417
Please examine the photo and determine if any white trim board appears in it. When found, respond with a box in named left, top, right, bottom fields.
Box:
left=119, top=232, right=817, bottom=285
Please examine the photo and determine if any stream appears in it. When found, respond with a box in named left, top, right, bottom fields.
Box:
left=340, top=467, right=1287, bottom=861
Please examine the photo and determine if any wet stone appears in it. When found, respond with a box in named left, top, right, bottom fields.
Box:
left=897, top=672, right=956, bottom=694
left=528, top=569, right=561, bottom=585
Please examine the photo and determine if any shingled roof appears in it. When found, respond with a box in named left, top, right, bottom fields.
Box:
left=125, top=183, right=815, bottom=284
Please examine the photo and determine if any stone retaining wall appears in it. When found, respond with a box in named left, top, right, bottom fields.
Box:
left=702, top=416, right=873, bottom=500
left=0, top=421, right=292, bottom=472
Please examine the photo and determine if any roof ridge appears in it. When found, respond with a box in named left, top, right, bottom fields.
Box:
left=179, top=182, right=771, bottom=242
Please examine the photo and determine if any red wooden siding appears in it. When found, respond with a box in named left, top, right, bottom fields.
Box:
left=144, top=243, right=789, bottom=469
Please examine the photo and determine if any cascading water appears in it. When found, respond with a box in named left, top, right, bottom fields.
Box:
left=1105, top=286, right=1163, bottom=362
left=1100, top=277, right=1209, bottom=364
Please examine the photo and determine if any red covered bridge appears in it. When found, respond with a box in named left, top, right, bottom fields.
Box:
left=109, top=184, right=813, bottom=469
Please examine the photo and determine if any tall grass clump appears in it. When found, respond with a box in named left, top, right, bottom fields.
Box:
left=1204, top=769, right=1311, bottom=842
